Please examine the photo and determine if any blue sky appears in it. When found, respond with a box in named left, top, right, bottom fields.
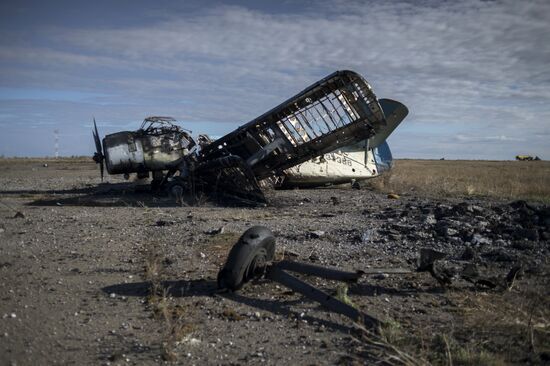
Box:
left=0, top=0, right=549, bottom=159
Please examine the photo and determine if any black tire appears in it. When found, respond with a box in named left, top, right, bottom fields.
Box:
left=217, top=226, right=276, bottom=291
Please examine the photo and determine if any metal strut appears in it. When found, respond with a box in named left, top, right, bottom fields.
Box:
left=217, top=226, right=383, bottom=330
left=266, top=264, right=380, bottom=329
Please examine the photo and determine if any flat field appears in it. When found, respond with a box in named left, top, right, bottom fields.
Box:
left=377, top=159, right=550, bottom=203
left=0, top=158, right=549, bottom=365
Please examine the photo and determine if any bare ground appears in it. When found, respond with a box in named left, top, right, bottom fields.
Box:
left=0, top=158, right=549, bottom=365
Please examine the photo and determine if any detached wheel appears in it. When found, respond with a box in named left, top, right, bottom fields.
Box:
left=217, top=226, right=276, bottom=291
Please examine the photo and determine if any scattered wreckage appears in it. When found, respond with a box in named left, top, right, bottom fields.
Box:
left=217, top=226, right=524, bottom=330
left=92, top=70, right=408, bottom=205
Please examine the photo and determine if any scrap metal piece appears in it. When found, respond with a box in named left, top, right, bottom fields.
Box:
left=417, top=248, right=448, bottom=272
left=195, top=155, right=267, bottom=206
left=217, top=226, right=381, bottom=329
left=268, top=265, right=380, bottom=329
left=418, top=249, right=523, bottom=290
left=276, top=260, right=363, bottom=282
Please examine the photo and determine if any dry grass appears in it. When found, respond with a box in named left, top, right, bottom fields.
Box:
left=450, top=281, right=550, bottom=362
left=366, top=319, right=507, bottom=366
left=352, top=324, right=427, bottom=366
left=141, top=238, right=196, bottom=362
left=369, top=160, right=550, bottom=202
left=371, top=275, right=550, bottom=365
left=220, top=307, right=244, bottom=321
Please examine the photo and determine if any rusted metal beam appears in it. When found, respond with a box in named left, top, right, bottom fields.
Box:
left=276, top=260, right=363, bottom=282
left=267, top=266, right=380, bottom=329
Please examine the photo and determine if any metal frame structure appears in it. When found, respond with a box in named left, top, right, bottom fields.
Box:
left=199, top=70, right=387, bottom=180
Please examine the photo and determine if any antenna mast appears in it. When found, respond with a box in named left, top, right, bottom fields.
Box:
left=54, top=129, right=59, bottom=159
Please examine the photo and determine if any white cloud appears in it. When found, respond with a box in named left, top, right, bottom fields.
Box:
left=454, top=134, right=525, bottom=143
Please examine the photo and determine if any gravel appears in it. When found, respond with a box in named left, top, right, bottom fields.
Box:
left=0, top=159, right=548, bottom=364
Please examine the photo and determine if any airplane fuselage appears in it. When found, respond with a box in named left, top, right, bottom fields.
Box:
left=278, top=140, right=393, bottom=188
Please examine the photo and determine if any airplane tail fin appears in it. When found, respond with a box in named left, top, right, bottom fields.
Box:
left=368, top=99, right=408, bottom=149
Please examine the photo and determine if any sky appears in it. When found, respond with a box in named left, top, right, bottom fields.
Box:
left=0, top=0, right=549, bottom=159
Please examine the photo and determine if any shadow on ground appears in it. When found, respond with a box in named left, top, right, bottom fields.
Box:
left=16, top=182, right=275, bottom=208
left=102, top=279, right=217, bottom=298
left=103, top=279, right=354, bottom=333
left=11, top=183, right=184, bottom=208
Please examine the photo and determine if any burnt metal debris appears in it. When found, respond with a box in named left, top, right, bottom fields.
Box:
left=217, top=226, right=381, bottom=329
left=417, top=247, right=523, bottom=290
left=217, top=226, right=525, bottom=329
left=93, top=70, right=403, bottom=206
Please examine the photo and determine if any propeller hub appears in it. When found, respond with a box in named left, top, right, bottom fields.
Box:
left=93, top=152, right=104, bottom=164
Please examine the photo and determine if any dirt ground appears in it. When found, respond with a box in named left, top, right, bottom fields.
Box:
left=0, top=158, right=549, bottom=365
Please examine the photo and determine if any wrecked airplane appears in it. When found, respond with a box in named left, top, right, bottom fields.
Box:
left=92, top=70, right=408, bottom=205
